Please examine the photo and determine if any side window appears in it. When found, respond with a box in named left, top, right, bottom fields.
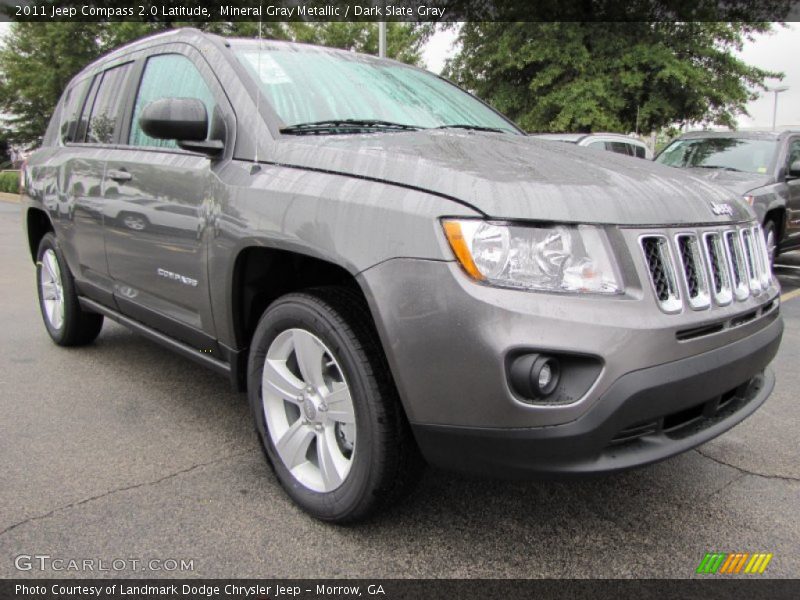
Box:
left=129, top=54, right=216, bottom=149
left=634, top=145, right=646, bottom=159
left=585, top=140, right=605, bottom=150
left=85, top=63, right=133, bottom=144
left=55, top=78, right=91, bottom=144
left=75, top=74, right=101, bottom=143
left=607, top=141, right=634, bottom=156
left=788, top=140, right=800, bottom=167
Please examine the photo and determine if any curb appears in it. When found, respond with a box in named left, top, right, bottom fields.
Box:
left=0, top=192, right=20, bottom=204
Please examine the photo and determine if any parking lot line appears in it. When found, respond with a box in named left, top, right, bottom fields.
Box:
left=780, top=288, right=800, bottom=303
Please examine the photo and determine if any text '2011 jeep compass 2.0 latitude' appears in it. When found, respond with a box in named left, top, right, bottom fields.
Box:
left=22, top=30, right=782, bottom=522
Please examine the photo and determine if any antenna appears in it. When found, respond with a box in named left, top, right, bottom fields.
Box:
left=252, top=7, right=263, bottom=171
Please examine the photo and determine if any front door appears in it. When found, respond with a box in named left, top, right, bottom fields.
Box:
left=784, top=137, right=800, bottom=246
left=102, top=51, right=228, bottom=353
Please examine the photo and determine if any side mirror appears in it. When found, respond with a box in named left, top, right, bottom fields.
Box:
left=788, top=159, right=800, bottom=179
left=139, top=98, right=223, bottom=156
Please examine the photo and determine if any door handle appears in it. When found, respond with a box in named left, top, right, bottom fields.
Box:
left=107, top=168, right=132, bottom=182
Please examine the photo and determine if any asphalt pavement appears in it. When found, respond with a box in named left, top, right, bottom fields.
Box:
left=0, top=200, right=798, bottom=578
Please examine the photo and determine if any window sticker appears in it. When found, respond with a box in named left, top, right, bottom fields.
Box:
left=240, top=52, right=292, bottom=85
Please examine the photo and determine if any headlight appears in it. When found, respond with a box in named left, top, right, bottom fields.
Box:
left=442, top=219, right=623, bottom=294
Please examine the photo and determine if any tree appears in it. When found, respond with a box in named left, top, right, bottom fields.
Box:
left=444, top=22, right=782, bottom=133
left=0, top=21, right=430, bottom=148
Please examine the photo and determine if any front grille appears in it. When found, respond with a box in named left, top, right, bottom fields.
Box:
left=676, top=234, right=710, bottom=309
left=703, top=233, right=732, bottom=305
left=642, top=224, right=773, bottom=314
left=640, top=236, right=681, bottom=313
left=741, top=229, right=762, bottom=294
left=725, top=230, right=750, bottom=301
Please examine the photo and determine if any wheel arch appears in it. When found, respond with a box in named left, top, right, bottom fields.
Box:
left=764, top=206, right=786, bottom=238
left=26, top=207, right=55, bottom=262
left=225, top=245, right=393, bottom=391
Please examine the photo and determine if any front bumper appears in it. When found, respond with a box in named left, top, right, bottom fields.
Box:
left=358, top=255, right=782, bottom=476
left=412, top=315, right=780, bottom=476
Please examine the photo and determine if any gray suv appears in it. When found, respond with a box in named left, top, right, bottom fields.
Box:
left=655, top=130, right=800, bottom=263
left=22, top=30, right=783, bottom=522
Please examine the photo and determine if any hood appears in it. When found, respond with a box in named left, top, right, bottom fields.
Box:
left=683, top=167, right=772, bottom=197
left=269, top=130, right=754, bottom=226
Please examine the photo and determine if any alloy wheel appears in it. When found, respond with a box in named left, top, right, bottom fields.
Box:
left=261, top=328, right=356, bottom=492
left=40, top=248, right=64, bottom=331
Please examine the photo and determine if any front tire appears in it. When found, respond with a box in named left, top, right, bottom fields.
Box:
left=36, top=233, right=104, bottom=346
left=763, top=219, right=778, bottom=265
left=247, top=287, right=421, bottom=522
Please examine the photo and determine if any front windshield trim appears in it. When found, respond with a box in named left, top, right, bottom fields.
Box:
left=229, top=40, right=524, bottom=138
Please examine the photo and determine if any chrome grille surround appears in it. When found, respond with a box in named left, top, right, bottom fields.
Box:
left=639, top=235, right=682, bottom=314
left=702, top=232, right=732, bottom=306
left=724, top=230, right=750, bottom=302
left=675, top=234, right=711, bottom=310
left=641, top=223, right=773, bottom=314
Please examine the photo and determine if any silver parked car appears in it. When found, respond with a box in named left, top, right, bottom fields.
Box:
left=534, top=132, right=653, bottom=159
left=21, top=30, right=782, bottom=522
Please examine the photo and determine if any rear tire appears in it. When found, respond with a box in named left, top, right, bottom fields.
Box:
left=36, top=233, right=104, bottom=346
left=247, top=286, right=422, bottom=522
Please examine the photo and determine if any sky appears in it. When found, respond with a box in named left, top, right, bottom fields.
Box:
left=0, top=21, right=797, bottom=131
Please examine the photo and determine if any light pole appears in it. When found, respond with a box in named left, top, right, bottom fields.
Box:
left=766, top=86, right=789, bottom=131
left=378, top=22, right=387, bottom=58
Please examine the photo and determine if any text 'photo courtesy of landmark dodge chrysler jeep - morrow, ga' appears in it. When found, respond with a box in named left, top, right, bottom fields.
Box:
left=21, top=29, right=783, bottom=522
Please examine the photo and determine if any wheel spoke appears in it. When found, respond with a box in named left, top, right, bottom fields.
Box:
left=41, top=281, right=58, bottom=300
left=262, top=358, right=304, bottom=404
left=292, top=329, right=326, bottom=388
left=44, top=251, right=60, bottom=283
left=317, top=428, right=345, bottom=489
left=51, top=299, right=63, bottom=329
left=324, top=383, right=355, bottom=424
left=275, top=419, right=314, bottom=470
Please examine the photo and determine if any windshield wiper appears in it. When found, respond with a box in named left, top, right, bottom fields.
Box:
left=695, top=165, right=744, bottom=173
left=279, top=119, right=420, bottom=134
left=435, top=124, right=507, bottom=133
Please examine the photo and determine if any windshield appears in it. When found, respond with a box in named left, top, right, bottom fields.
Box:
left=231, top=42, right=520, bottom=134
left=655, top=137, right=777, bottom=174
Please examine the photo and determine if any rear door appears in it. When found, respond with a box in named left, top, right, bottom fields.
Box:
left=101, top=47, right=234, bottom=353
left=59, top=62, right=135, bottom=304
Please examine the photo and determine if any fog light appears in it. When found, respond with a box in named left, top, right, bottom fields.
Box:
left=510, top=354, right=561, bottom=399
left=538, top=362, right=553, bottom=390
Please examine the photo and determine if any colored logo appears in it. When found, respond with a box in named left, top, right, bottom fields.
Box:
left=696, top=552, right=773, bottom=574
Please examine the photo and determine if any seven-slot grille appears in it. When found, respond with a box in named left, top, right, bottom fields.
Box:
left=640, top=224, right=772, bottom=313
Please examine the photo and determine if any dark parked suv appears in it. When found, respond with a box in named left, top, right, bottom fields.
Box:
left=656, top=130, right=800, bottom=263
left=22, top=30, right=783, bottom=522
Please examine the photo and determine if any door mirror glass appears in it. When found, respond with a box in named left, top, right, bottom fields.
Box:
left=139, top=97, right=208, bottom=142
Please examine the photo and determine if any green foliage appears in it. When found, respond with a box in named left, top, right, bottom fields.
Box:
left=0, top=21, right=431, bottom=148
left=0, top=171, right=19, bottom=194
left=0, top=132, right=11, bottom=167
left=444, top=22, right=782, bottom=133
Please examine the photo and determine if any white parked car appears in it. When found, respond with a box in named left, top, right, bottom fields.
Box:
left=533, top=133, right=653, bottom=159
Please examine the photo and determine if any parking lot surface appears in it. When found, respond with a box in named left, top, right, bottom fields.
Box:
left=0, top=200, right=798, bottom=578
